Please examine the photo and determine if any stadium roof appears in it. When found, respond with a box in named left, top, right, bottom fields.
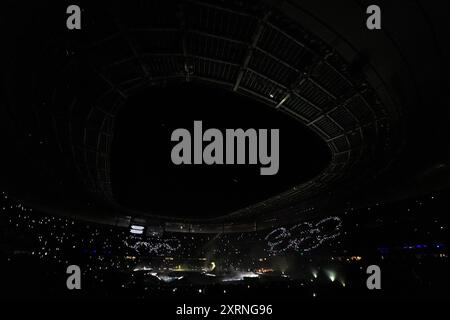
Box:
left=1, top=0, right=449, bottom=232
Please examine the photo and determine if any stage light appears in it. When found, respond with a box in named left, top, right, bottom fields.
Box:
left=326, top=270, right=336, bottom=282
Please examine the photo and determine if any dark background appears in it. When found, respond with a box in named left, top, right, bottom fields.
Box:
left=113, top=82, right=330, bottom=217
left=0, top=0, right=449, bottom=301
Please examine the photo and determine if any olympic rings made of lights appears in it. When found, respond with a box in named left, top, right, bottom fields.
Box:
left=265, top=216, right=343, bottom=254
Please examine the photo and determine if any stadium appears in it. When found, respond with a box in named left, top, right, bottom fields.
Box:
left=0, top=0, right=449, bottom=302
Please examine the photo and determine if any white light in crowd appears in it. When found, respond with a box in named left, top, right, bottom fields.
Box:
left=130, top=225, right=144, bottom=234
left=133, top=266, right=152, bottom=272
left=221, top=272, right=259, bottom=282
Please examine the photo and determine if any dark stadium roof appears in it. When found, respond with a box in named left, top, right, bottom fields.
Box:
left=1, top=0, right=449, bottom=232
